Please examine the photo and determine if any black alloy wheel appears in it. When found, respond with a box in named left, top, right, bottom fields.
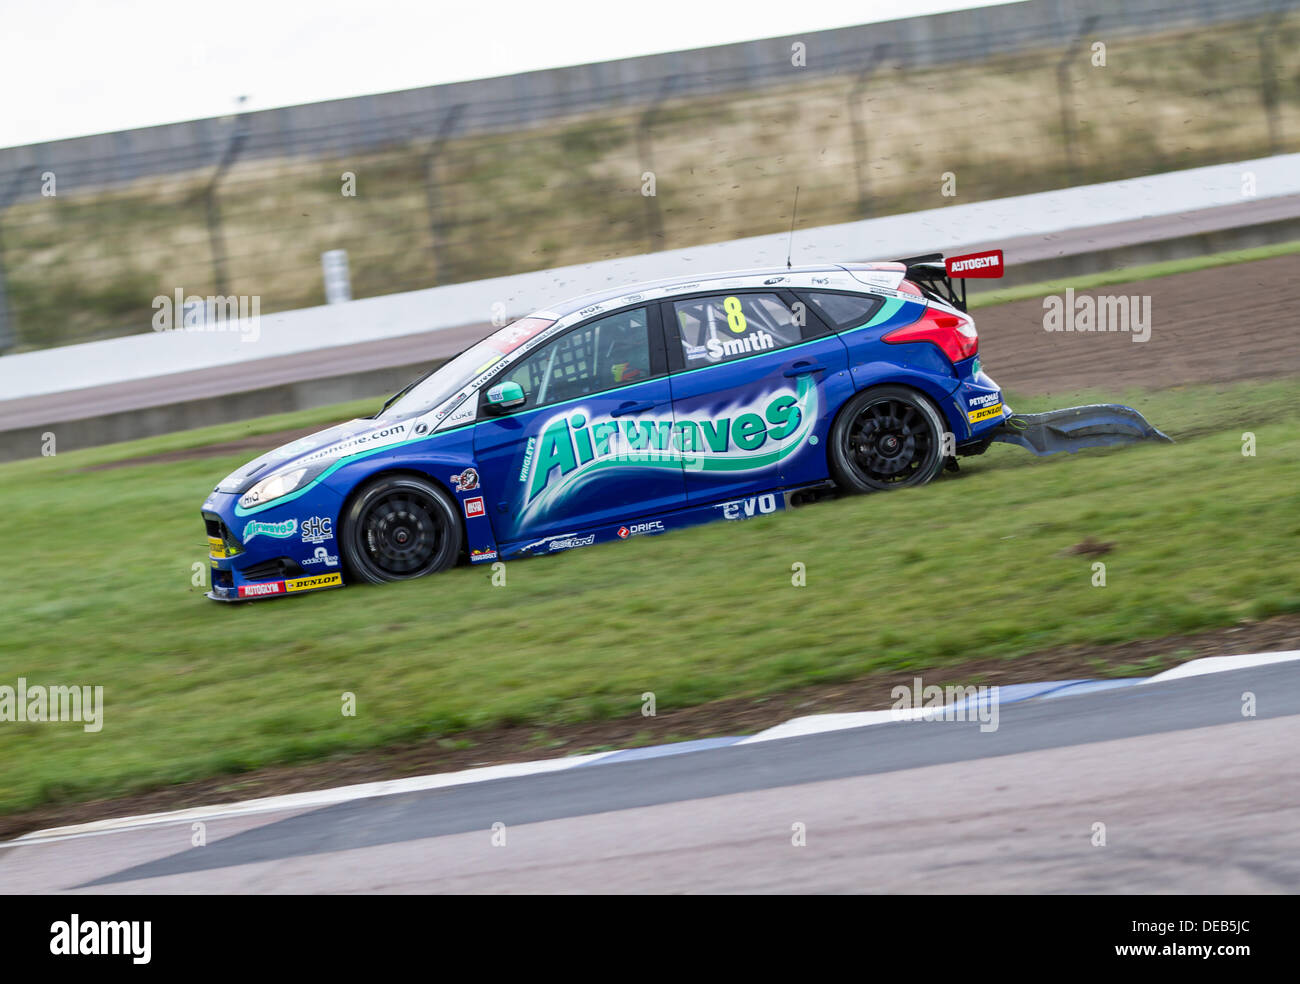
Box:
left=341, top=475, right=463, bottom=583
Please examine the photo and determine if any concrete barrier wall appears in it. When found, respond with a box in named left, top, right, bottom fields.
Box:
left=2, top=206, right=1297, bottom=462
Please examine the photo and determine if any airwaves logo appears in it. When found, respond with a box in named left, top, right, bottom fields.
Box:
left=242, top=519, right=298, bottom=541
left=519, top=376, right=818, bottom=524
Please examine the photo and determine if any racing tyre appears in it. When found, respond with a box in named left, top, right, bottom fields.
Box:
left=829, top=386, right=948, bottom=493
left=341, top=475, right=463, bottom=583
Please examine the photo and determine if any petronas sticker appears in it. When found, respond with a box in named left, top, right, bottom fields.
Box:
left=518, top=375, right=818, bottom=525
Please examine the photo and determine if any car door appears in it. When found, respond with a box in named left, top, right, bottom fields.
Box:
left=662, top=289, right=849, bottom=505
left=776, top=290, right=876, bottom=487
left=473, top=304, right=684, bottom=547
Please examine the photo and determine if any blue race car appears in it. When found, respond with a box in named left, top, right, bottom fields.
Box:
left=201, top=255, right=1168, bottom=601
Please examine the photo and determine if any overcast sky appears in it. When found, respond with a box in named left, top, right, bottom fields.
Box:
left=0, top=0, right=1007, bottom=148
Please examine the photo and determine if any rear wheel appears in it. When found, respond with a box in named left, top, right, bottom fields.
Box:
left=829, top=386, right=947, bottom=493
left=341, top=475, right=463, bottom=583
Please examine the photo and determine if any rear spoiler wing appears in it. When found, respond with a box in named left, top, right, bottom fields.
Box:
left=891, top=250, right=1004, bottom=313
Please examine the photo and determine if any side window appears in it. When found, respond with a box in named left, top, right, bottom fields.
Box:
left=495, top=307, right=653, bottom=409
left=672, top=293, right=803, bottom=368
left=799, top=291, right=883, bottom=331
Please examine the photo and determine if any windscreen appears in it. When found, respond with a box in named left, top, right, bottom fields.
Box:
left=377, top=316, right=555, bottom=419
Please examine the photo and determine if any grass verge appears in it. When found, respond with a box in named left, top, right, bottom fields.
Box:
left=1, top=377, right=1297, bottom=814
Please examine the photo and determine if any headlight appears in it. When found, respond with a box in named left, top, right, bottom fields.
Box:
left=239, top=467, right=310, bottom=510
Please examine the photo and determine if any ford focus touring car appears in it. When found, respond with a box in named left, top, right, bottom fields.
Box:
left=200, top=255, right=1168, bottom=601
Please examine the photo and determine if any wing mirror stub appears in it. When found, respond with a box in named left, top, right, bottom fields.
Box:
left=485, top=380, right=526, bottom=412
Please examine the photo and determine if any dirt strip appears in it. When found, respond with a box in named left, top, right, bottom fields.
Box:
left=976, top=253, right=1300, bottom=396
left=3, top=612, right=1297, bottom=842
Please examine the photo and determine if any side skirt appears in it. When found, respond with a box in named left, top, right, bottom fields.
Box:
left=496, top=484, right=831, bottom=560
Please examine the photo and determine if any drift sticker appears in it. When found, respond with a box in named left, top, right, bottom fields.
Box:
left=517, top=376, right=818, bottom=527
left=618, top=522, right=664, bottom=538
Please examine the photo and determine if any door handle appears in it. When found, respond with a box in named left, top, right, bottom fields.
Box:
left=611, top=400, right=658, bottom=417
left=783, top=362, right=827, bottom=377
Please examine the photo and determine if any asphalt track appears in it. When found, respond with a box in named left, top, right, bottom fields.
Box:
left=3, top=661, right=1297, bottom=893
left=4, top=193, right=1298, bottom=433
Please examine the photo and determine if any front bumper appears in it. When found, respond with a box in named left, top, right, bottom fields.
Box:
left=202, top=491, right=346, bottom=602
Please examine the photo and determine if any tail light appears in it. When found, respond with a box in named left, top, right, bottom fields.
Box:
left=882, top=305, right=978, bottom=363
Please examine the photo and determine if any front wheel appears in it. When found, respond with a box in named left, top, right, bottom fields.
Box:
left=341, top=475, right=463, bottom=583
left=829, top=386, right=948, bottom=493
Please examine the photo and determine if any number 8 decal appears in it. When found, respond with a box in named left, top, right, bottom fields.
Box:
left=723, top=295, right=747, bottom=334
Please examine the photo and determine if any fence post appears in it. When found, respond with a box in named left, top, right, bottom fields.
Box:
left=0, top=237, right=13, bottom=354
left=1056, top=16, right=1099, bottom=187
left=1257, top=10, right=1284, bottom=156
left=205, top=100, right=250, bottom=298
left=422, top=103, right=466, bottom=286
left=0, top=168, right=28, bottom=353
left=636, top=77, right=676, bottom=253
left=847, top=45, right=888, bottom=219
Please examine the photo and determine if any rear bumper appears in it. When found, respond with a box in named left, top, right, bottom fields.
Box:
left=948, top=361, right=1008, bottom=443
